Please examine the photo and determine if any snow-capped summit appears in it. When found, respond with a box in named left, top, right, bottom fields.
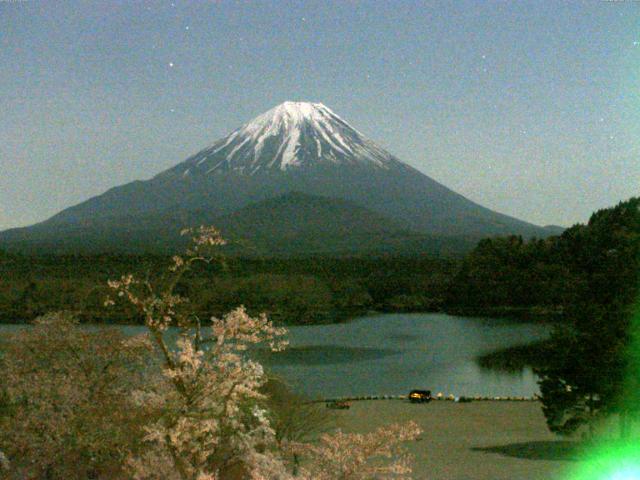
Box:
left=160, top=101, right=405, bottom=177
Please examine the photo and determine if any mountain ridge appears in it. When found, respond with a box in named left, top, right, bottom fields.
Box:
left=0, top=101, right=555, bottom=255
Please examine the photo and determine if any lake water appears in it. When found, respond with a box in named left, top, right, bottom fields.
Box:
left=0, top=313, right=550, bottom=399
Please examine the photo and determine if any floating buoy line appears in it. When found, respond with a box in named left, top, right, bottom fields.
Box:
left=311, top=394, right=540, bottom=404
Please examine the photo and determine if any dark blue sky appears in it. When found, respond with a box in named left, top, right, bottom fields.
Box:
left=1, top=0, right=638, bottom=230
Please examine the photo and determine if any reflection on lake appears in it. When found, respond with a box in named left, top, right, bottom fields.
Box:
left=0, top=313, right=550, bottom=399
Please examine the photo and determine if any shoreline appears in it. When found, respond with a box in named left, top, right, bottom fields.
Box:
left=0, top=308, right=557, bottom=327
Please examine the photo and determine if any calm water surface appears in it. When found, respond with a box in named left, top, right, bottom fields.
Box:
left=0, top=313, right=550, bottom=399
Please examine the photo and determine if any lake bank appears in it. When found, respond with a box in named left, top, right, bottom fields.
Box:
left=444, top=305, right=563, bottom=323
left=334, top=399, right=576, bottom=480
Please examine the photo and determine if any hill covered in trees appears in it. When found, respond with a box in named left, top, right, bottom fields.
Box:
left=446, top=197, right=639, bottom=320
left=463, top=197, right=640, bottom=436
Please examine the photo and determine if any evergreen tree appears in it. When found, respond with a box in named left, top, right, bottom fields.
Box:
left=535, top=198, right=640, bottom=437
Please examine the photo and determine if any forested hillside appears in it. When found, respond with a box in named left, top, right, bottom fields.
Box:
left=447, top=197, right=639, bottom=320
left=2, top=198, right=636, bottom=327
left=0, top=253, right=454, bottom=325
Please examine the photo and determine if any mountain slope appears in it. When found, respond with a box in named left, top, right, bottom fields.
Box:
left=0, top=101, right=552, bottom=254
left=213, top=192, right=478, bottom=256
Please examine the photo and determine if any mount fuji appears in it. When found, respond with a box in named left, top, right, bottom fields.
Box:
left=0, top=102, right=556, bottom=255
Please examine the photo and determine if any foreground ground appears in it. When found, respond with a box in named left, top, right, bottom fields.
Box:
left=334, top=400, right=577, bottom=480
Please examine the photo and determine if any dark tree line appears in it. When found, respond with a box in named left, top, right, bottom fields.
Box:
left=445, top=235, right=578, bottom=318
left=0, top=252, right=455, bottom=325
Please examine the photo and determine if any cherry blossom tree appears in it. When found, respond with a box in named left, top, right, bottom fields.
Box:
left=293, top=422, right=422, bottom=480
left=106, top=226, right=423, bottom=480
left=107, top=227, right=290, bottom=480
